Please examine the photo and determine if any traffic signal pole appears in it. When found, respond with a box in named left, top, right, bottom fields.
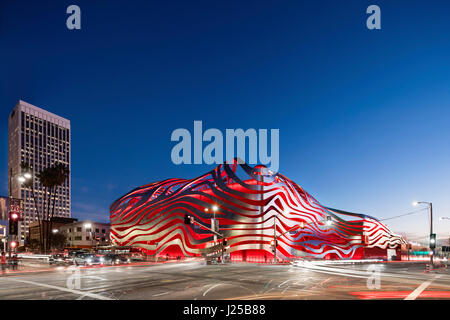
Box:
left=430, top=203, right=434, bottom=266
left=273, top=216, right=277, bottom=264
left=8, top=168, right=12, bottom=258
left=272, top=216, right=332, bottom=264
left=185, top=214, right=226, bottom=263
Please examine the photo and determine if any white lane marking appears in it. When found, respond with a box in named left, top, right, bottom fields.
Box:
left=4, top=278, right=114, bottom=300
left=404, top=275, right=441, bottom=300
left=203, top=283, right=222, bottom=296
left=84, top=276, right=107, bottom=281
left=281, top=286, right=290, bottom=294
left=278, top=280, right=291, bottom=287
left=296, top=263, right=422, bottom=281
left=298, top=267, right=369, bottom=279
left=152, top=291, right=170, bottom=297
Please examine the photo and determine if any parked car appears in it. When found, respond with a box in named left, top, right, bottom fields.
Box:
left=48, top=254, right=71, bottom=265
left=101, top=254, right=130, bottom=265
left=73, top=252, right=103, bottom=266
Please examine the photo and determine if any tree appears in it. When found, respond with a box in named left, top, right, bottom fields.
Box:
left=21, top=163, right=44, bottom=252
left=21, top=162, right=70, bottom=253
left=27, top=239, right=41, bottom=252
left=50, top=232, right=67, bottom=251
left=36, top=166, right=56, bottom=253
left=36, top=163, right=70, bottom=253
left=48, top=163, right=70, bottom=252
left=47, top=163, right=70, bottom=248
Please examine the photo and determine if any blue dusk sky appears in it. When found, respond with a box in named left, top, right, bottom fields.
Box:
left=1, top=1, right=450, bottom=243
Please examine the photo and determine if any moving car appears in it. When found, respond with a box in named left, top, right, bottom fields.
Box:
left=101, top=254, right=130, bottom=265
left=73, top=252, right=103, bottom=266
left=48, top=254, right=71, bottom=265
left=129, top=253, right=144, bottom=262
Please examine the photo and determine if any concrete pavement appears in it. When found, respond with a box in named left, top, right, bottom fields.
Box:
left=0, top=260, right=449, bottom=300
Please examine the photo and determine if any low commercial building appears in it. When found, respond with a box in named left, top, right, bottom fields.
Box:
left=29, top=217, right=78, bottom=249
left=59, top=220, right=111, bottom=249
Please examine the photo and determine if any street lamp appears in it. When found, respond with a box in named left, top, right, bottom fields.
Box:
left=0, top=226, right=6, bottom=253
left=204, top=205, right=223, bottom=261
left=8, top=167, right=32, bottom=256
left=84, top=223, right=93, bottom=249
left=413, top=201, right=434, bottom=265
left=212, top=206, right=218, bottom=237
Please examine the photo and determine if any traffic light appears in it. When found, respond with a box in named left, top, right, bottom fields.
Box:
left=270, top=239, right=278, bottom=252
left=8, top=198, right=23, bottom=221
left=9, top=220, right=18, bottom=235
left=430, top=233, right=436, bottom=249
left=9, top=211, right=19, bottom=221
left=223, top=238, right=227, bottom=246
left=10, top=241, right=17, bottom=249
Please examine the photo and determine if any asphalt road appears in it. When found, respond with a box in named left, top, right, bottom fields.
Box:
left=0, top=260, right=449, bottom=300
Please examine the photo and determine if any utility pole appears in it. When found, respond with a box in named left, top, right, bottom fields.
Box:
left=273, top=215, right=277, bottom=264
left=0, top=225, right=6, bottom=252
left=185, top=213, right=225, bottom=263
left=430, top=202, right=434, bottom=265
left=8, top=168, right=12, bottom=258
left=413, top=201, right=434, bottom=266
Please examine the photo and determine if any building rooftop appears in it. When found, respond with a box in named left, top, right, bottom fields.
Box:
left=11, top=100, right=70, bottom=129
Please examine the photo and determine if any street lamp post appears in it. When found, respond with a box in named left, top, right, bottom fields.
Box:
left=8, top=167, right=31, bottom=257
left=413, top=201, right=434, bottom=265
left=205, top=205, right=223, bottom=262
left=212, top=205, right=218, bottom=246
left=84, top=223, right=93, bottom=250
left=0, top=226, right=6, bottom=253
left=273, top=216, right=277, bottom=264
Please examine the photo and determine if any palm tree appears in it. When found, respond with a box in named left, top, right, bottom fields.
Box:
left=48, top=163, right=70, bottom=252
left=21, top=163, right=44, bottom=252
left=22, top=162, right=70, bottom=253
left=36, top=166, right=58, bottom=253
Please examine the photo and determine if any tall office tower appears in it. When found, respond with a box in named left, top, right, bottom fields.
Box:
left=8, top=100, right=71, bottom=244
